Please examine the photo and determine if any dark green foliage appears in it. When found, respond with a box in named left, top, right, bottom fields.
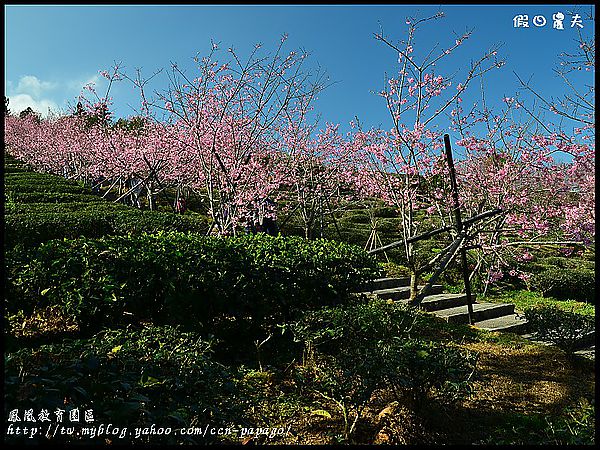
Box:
left=5, top=181, right=90, bottom=195
left=292, top=298, right=419, bottom=354
left=108, top=211, right=210, bottom=236
left=384, top=340, right=478, bottom=406
left=4, top=326, right=242, bottom=444
left=291, top=298, right=478, bottom=439
left=371, top=205, right=398, bottom=218
left=529, top=267, right=595, bottom=303
left=3, top=166, right=27, bottom=174
left=4, top=212, right=114, bottom=250
left=5, top=192, right=104, bottom=204
left=3, top=162, right=212, bottom=249
left=381, top=262, right=411, bottom=278
left=524, top=305, right=595, bottom=354
left=5, top=171, right=83, bottom=182
left=7, top=233, right=380, bottom=346
left=294, top=299, right=477, bottom=404
left=536, top=256, right=595, bottom=271
left=481, top=399, right=595, bottom=445
left=5, top=201, right=131, bottom=214
left=18, top=106, right=41, bottom=122
left=113, top=115, right=147, bottom=133
left=4, top=209, right=210, bottom=249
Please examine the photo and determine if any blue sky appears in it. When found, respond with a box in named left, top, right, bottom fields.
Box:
left=5, top=4, right=595, bottom=139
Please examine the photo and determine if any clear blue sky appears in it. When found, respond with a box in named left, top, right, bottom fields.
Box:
left=5, top=4, right=595, bottom=139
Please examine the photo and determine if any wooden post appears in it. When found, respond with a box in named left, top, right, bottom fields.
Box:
left=444, top=134, right=475, bottom=325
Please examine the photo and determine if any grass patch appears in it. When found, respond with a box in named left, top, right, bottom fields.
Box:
left=482, top=289, right=595, bottom=317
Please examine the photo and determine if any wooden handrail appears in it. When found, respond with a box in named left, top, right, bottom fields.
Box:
left=367, top=208, right=503, bottom=255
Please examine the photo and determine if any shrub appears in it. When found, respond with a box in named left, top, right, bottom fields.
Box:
left=3, top=166, right=27, bottom=173
left=528, top=267, right=595, bottom=303
left=292, top=298, right=409, bottom=440
left=339, top=211, right=371, bottom=224
left=4, top=325, right=243, bottom=444
left=292, top=298, right=419, bottom=354
left=293, top=352, right=378, bottom=441
left=6, top=233, right=380, bottom=344
left=4, top=212, right=114, bottom=250
left=380, top=262, right=411, bottom=278
left=384, top=340, right=478, bottom=406
left=481, top=399, right=595, bottom=445
left=538, top=256, right=595, bottom=271
left=291, top=298, right=478, bottom=439
left=4, top=209, right=211, bottom=249
left=109, top=210, right=210, bottom=235
left=4, top=171, right=82, bottom=182
left=538, top=256, right=571, bottom=269
left=524, top=305, right=595, bottom=354
left=372, top=206, right=398, bottom=218
left=5, top=172, right=89, bottom=190
left=5, top=192, right=104, bottom=204
left=5, top=182, right=90, bottom=195
left=5, top=201, right=130, bottom=215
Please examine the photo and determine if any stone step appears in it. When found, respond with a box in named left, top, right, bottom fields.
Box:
left=364, top=277, right=410, bottom=291
left=372, top=284, right=444, bottom=301
left=474, top=314, right=528, bottom=333
left=414, top=293, right=476, bottom=312
left=435, top=302, right=515, bottom=324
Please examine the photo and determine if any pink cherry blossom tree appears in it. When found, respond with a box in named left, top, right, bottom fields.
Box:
left=134, top=36, right=327, bottom=235
left=278, top=114, right=358, bottom=239
left=351, top=13, right=504, bottom=298
left=446, top=13, right=595, bottom=291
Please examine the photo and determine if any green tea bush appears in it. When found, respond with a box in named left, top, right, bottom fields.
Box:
left=292, top=298, right=412, bottom=440
left=7, top=233, right=380, bottom=341
left=481, top=399, right=595, bottom=445
left=538, top=256, right=571, bottom=269
left=385, top=340, right=478, bottom=406
left=3, top=166, right=27, bottom=173
left=4, top=209, right=211, bottom=249
left=4, top=212, right=114, bottom=250
left=538, top=256, right=595, bottom=271
left=529, top=267, right=595, bottom=303
left=372, top=205, right=398, bottom=218
left=109, top=211, right=210, bottom=236
left=381, top=262, right=411, bottom=278
left=4, top=171, right=83, bottom=183
left=291, top=298, right=478, bottom=439
left=4, top=325, right=243, bottom=444
left=5, top=191, right=104, bottom=204
left=293, top=352, right=378, bottom=441
left=524, top=305, right=595, bottom=354
left=5, top=182, right=90, bottom=195
left=5, top=173, right=89, bottom=190
left=5, top=201, right=130, bottom=215
left=292, top=298, right=419, bottom=354
left=339, top=211, right=371, bottom=224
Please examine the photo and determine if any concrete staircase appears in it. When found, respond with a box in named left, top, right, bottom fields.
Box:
left=360, top=277, right=528, bottom=333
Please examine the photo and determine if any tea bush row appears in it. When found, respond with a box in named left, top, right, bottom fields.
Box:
left=524, top=305, right=595, bottom=354
left=5, top=210, right=211, bottom=249
left=4, top=325, right=243, bottom=445
left=5, top=191, right=105, bottom=204
left=6, top=233, right=381, bottom=343
left=528, top=267, right=595, bottom=303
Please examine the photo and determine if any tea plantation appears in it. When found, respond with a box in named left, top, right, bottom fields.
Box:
left=3, top=154, right=595, bottom=445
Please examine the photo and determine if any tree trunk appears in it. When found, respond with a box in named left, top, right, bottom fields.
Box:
left=410, top=271, right=419, bottom=301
